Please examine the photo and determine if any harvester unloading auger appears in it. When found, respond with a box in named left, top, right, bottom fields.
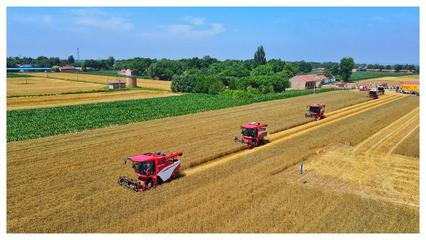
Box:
left=118, top=151, right=183, bottom=192
left=234, top=122, right=268, bottom=149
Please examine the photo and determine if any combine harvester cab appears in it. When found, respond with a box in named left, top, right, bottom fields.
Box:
left=305, top=104, right=326, bottom=120
left=369, top=88, right=379, bottom=99
left=118, top=151, right=183, bottom=192
left=377, top=85, right=385, bottom=95
left=235, top=122, right=268, bottom=149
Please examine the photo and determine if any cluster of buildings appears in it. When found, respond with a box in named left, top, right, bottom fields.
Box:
left=11, top=64, right=97, bottom=72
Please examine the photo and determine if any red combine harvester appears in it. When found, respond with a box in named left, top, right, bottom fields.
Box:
left=369, top=88, right=379, bottom=99
left=305, top=104, right=326, bottom=120
left=235, top=122, right=268, bottom=149
left=118, top=151, right=183, bottom=192
left=377, top=85, right=385, bottom=95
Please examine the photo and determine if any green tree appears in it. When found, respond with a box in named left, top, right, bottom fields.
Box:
left=282, top=63, right=299, bottom=78
left=67, top=55, right=75, bottom=65
left=298, top=61, right=312, bottom=73
left=324, top=63, right=340, bottom=78
left=339, top=57, right=355, bottom=82
left=250, top=64, right=274, bottom=76
left=171, top=73, right=197, bottom=92
left=107, top=56, right=115, bottom=69
left=270, top=72, right=290, bottom=92
left=80, top=61, right=87, bottom=72
left=267, top=59, right=286, bottom=73
left=394, top=64, right=402, bottom=72
left=254, top=45, right=266, bottom=66
left=35, top=56, right=50, bottom=67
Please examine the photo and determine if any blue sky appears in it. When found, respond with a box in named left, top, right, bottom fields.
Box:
left=7, top=7, right=419, bottom=64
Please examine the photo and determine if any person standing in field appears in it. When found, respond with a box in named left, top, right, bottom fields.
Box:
left=300, top=160, right=304, bottom=175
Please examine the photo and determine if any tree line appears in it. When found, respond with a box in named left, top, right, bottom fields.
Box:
left=8, top=46, right=417, bottom=95
left=7, top=55, right=116, bottom=70
left=361, top=63, right=418, bottom=72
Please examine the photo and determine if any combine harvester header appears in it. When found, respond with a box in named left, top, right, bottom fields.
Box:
left=118, top=151, right=183, bottom=192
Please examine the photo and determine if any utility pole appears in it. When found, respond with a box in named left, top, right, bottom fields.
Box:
left=76, top=48, right=80, bottom=81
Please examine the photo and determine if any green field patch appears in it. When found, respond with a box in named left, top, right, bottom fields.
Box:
left=7, top=88, right=338, bottom=142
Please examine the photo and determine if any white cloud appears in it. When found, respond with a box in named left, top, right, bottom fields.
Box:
left=13, top=15, right=54, bottom=25
left=76, top=16, right=134, bottom=32
left=70, top=8, right=134, bottom=32
left=147, top=17, right=225, bottom=39
left=184, top=16, right=205, bottom=25
left=68, top=8, right=106, bottom=16
left=158, top=23, right=224, bottom=38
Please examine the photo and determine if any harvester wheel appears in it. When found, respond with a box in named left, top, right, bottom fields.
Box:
left=131, top=184, right=139, bottom=192
left=146, top=179, right=153, bottom=188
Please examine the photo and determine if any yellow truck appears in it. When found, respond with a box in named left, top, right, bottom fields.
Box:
left=401, top=84, right=419, bottom=92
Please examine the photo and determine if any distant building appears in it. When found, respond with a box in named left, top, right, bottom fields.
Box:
left=108, top=81, right=126, bottom=90
left=381, top=69, right=396, bottom=72
left=75, top=67, right=96, bottom=71
left=118, top=69, right=138, bottom=88
left=366, top=68, right=381, bottom=72
left=19, top=64, right=33, bottom=68
left=59, top=66, right=76, bottom=72
left=289, top=74, right=328, bottom=89
left=335, top=82, right=354, bottom=89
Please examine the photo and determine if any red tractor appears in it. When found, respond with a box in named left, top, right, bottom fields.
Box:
left=235, top=122, right=268, bottom=149
left=118, top=151, right=183, bottom=192
left=305, top=104, right=326, bottom=120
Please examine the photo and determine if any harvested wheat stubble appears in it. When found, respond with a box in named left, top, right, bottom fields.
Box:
left=7, top=90, right=181, bottom=110
left=356, top=74, right=419, bottom=87
left=392, top=126, right=419, bottom=158
left=7, top=93, right=418, bottom=233
left=7, top=77, right=102, bottom=96
left=27, top=72, right=172, bottom=91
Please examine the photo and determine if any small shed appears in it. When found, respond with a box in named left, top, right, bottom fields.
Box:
left=118, top=69, right=138, bottom=88
left=108, top=81, right=126, bottom=90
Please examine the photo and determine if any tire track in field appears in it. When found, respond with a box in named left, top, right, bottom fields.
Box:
left=387, top=125, right=419, bottom=156
left=183, top=94, right=405, bottom=176
left=352, top=107, right=419, bottom=154
left=291, top=105, right=419, bottom=207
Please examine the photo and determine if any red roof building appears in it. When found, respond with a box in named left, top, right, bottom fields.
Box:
left=289, top=74, right=327, bottom=89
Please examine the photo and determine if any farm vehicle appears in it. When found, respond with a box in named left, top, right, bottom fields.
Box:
left=305, top=104, right=326, bottom=120
left=377, top=86, right=385, bottom=95
left=235, top=122, right=268, bottom=149
left=118, top=151, right=183, bottom=192
left=369, top=89, right=379, bottom=99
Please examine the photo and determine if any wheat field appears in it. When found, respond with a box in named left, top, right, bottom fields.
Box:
left=27, top=72, right=172, bottom=91
left=7, top=92, right=419, bottom=233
